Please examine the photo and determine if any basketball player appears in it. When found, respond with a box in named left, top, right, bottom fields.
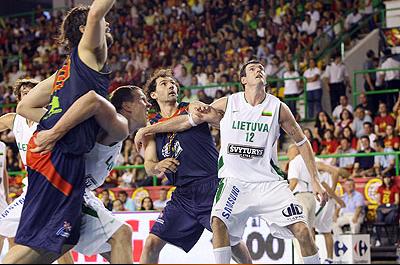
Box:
left=313, top=158, right=347, bottom=264
left=0, top=79, right=73, bottom=264
left=4, top=0, right=118, bottom=262
left=0, top=140, right=9, bottom=257
left=4, top=86, right=148, bottom=263
left=135, top=69, right=251, bottom=264
left=136, top=61, right=328, bottom=264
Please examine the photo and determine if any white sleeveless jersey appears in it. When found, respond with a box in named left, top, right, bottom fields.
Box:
left=218, top=92, right=284, bottom=182
left=84, top=141, right=122, bottom=190
left=12, top=114, right=37, bottom=166
left=0, top=141, right=6, bottom=203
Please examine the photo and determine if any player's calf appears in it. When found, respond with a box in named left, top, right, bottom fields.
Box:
left=107, top=224, right=133, bottom=264
left=139, top=234, right=167, bottom=264
left=288, top=222, right=320, bottom=264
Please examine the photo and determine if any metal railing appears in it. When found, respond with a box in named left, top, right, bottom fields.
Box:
left=352, top=67, right=400, bottom=106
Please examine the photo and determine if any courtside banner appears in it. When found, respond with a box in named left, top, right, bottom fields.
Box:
left=69, top=212, right=292, bottom=264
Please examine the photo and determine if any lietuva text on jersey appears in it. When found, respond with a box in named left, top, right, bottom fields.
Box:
left=231, top=120, right=269, bottom=132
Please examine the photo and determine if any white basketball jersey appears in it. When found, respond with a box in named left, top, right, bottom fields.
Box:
left=84, top=141, right=122, bottom=190
left=0, top=141, right=7, bottom=203
left=218, top=92, right=283, bottom=182
left=12, top=114, right=37, bottom=166
left=315, top=157, right=335, bottom=213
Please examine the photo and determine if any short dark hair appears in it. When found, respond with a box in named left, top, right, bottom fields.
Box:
left=366, top=50, right=375, bottom=58
left=144, top=69, right=179, bottom=112
left=374, top=137, right=385, bottom=148
left=119, top=190, right=128, bottom=197
left=13, top=78, right=39, bottom=101
left=57, top=5, right=90, bottom=51
left=239, top=60, right=263, bottom=90
left=360, top=135, right=370, bottom=142
left=363, top=121, right=373, bottom=127
left=110, top=86, right=141, bottom=112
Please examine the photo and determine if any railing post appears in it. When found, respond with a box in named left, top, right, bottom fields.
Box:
left=353, top=71, right=357, bottom=106
left=396, top=153, right=399, bottom=176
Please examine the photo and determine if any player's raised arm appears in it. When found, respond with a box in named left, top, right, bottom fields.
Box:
left=78, top=0, right=115, bottom=70
left=279, top=102, right=328, bottom=206
left=16, top=72, right=56, bottom=122
left=31, top=90, right=129, bottom=153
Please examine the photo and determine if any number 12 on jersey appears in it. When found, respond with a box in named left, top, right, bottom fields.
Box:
left=245, top=132, right=255, bottom=142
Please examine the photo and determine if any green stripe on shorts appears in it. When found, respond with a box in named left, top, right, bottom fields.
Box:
left=215, top=179, right=225, bottom=204
left=218, top=156, right=224, bottom=171
left=82, top=204, right=99, bottom=218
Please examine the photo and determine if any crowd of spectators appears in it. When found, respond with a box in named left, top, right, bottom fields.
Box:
left=0, top=0, right=398, bottom=216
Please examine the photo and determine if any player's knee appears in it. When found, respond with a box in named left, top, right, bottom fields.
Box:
left=293, top=223, right=312, bottom=244
left=111, top=224, right=132, bottom=245
left=144, top=234, right=165, bottom=252
left=211, top=217, right=227, bottom=232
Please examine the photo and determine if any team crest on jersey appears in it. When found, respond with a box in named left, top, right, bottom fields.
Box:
left=162, top=140, right=183, bottom=159
left=56, top=221, right=72, bottom=238
left=227, top=144, right=264, bottom=159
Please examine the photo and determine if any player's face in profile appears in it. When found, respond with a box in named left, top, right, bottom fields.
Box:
left=131, top=90, right=151, bottom=127
left=244, top=63, right=266, bottom=87
left=155, top=77, right=178, bottom=103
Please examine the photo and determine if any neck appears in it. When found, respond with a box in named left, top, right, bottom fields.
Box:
left=159, top=101, right=178, bottom=117
left=244, top=84, right=266, bottom=106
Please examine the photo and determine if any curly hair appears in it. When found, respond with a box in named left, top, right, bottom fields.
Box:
left=57, top=5, right=90, bottom=51
left=13, top=78, right=40, bottom=101
left=144, top=69, right=179, bottom=112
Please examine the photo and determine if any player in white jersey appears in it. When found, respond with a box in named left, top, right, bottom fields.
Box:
left=30, top=85, right=150, bottom=263
left=0, top=141, right=9, bottom=255
left=313, top=158, right=348, bottom=264
left=135, top=60, right=328, bottom=264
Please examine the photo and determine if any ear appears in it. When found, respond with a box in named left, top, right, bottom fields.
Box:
left=241, top=76, right=247, bottom=86
left=122, top=101, right=133, bottom=112
left=79, top=25, right=85, bottom=34
left=150, top=91, right=157, bottom=100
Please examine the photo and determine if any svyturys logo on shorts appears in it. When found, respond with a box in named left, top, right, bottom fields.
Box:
left=282, top=203, right=304, bottom=221
left=227, top=144, right=264, bottom=159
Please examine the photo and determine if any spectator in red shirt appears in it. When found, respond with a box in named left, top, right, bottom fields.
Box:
left=374, top=175, right=399, bottom=246
left=321, top=129, right=339, bottom=154
left=374, top=103, right=396, bottom=137
left=384, top=125, right=400, bottom=150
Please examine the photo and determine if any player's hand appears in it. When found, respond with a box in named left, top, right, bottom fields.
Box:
left=134, top=127, right=152, bottom=152
left=31, top=129, right=61, bottom=154
left=312, top=179, right=328, bottom=207
left=338, top=199, right=346, bottom=209
left=193, top=106, right=221, bottom=124
left=155, top=158, right=180, bottom=174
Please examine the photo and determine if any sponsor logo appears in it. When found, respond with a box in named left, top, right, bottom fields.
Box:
left=56, top=221, right=72, bottom=238
left=1, top=197, right=25, bottom=218
left=162, top=140, right=183, bottom=159
left=228, top=144, right=264, bottom=159
left=354, top=240, right=368, bottom=257
left=281, top=203, right=304, bottom=219
left=222, top=186, right=240, bottom=219
left=334, top=241, right=348, bottom=257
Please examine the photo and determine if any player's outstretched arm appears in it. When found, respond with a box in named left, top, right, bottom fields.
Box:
left=31, top=90, right=128, bottom=153
left=279, top=102, right=328, bottom=206
left=134, top=98, right=227, bottom=151
left=78, top=0, right=115, bottom=71
left=16, top=72, right=56, bottom=122
left=0, top=113, right=16, bottom=132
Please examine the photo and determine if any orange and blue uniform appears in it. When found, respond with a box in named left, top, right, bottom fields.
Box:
left=15, top=47, right=110, bottom=253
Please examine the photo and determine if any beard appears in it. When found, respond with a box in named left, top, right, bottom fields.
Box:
left=106, top=33, right=114, bottom=47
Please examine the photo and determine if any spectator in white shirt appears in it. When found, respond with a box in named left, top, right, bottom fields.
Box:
left=362, top=122, right=377, bottom=150
left=301, top=14, right=317, bottom=36
left=283, top=62, right=301, bottom=117
left=352, top=106, right=373, bottom=138
left=303, top=59, right=322, bottom=119
left=332, top=95, right=354, bottom=121
left=323, top=54, right=351, bottom=111
left=334, top=137, right=356, bottom=171
left=345, top=9, right=362, bottom=32
left=379, top=49, right=400, bottom=109
left=153, top=188, right=169, bottom=210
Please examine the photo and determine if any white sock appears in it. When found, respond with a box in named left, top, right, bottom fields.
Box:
left=213, top=246, right=231, bottom=264
left=303, top=253, right=321, bottom=264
